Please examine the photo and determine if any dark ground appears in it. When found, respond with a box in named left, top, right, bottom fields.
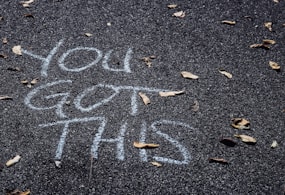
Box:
left=0, top=0, right=285, bottom=194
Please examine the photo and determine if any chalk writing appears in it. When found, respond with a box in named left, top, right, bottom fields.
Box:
left=25, top=80, right=169, bottom=117
left=21, top=40, right=133, bottom=77
left=39, top=117, right=194, bottom=164
left=21, top=39, right=197, bottom=166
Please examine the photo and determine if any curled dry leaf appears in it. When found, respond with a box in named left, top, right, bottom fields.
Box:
left=218, top=69, right=232, bottom=79
left=271, top=140, right=278, bottom=148
left=133, top=141, right=159, bottom=149
left=24, top=13, right=34, bottom=18
left=85, top=33, right=93, bottom=37
left=269, top=61, right=280, bottom=70
left=192, top=100, right=199, bottom=112
left=231, top=118, right=250, bottom=130
left=173, top=11, right=185, bottom=18
left=222, top=20, right=236, bottom=25
left=138, top=92, right=150, bottom=105
left=234, top=134, right=256, bottom=143
left=12, top=45, right=22, bottom=55
left=6, top=155, right=21, bottom=167
left=273, top=0, right=279, bottom=2
left=7, top=67, right=21, bottom=71
left=220, top=138, right=237, bottom=147
left=151, top=161, right=162, bottom=167
left=0, top=95, right=12, bottom=100
left=159, top=90, right=184, bottom=97
left=167, top=4, right=178, bottom=9
left=264, top=22, right=272, bottom=31
left=181, top=71, right=199, bottom=79
left=209, top=158, right=228, bottom=164
left=7, top=189, right=31, bottom=195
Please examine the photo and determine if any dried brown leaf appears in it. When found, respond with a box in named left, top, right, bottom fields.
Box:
left=0, top=95, right=12, bottom=100
left=218, top=69, right=232, bottom=79
left=273, top=0, right=279, bottom=3
left=222, top=20, right=236, bottom=25
left=263, top=39, right=276, bottom=45
left=234, top=134, right=256, bottom=143
left=12, top=45, right=22, bottom=55
left=24, top=13, right=34, bottom=18
left=20, top=0, right=34, bottom=7
left=151, top=161, right=162, bottom=167
left=181, top=71, right=199, bottom=79
left=220, top=138, right=237, bottom=147
left=168, top=4, right=178, bottom=9
left=173, top=11, right=185, bottom=18
left=159, top=90, right=184, bottom=97
left=271, top=140, right=278, bottom=148
left=85, top=33, right=93, bottom=37
left=142, top=56, right=155, bottom=67
left=192, top=100, right=199, bottom=112
left=21, top=80, right=29, bottom=84
left=269, top=61, right=280, bottom=70
left=250, top=43, right=270, bottom=49
left=2, top=37, right=8, bottom=44
left=138, top=92, right=150, bottom=105
left=209, top=158, right=228, bottom=164
left=133, top=141, right=159, bottom=149
left=30, top=78, right=38, bottom=85
left=7, top=189, right=30, bottom=195
left=264, top=22, right=272, bottom=31
left=231, top=118, right=250, bottom=130
left=6, top=155, right=21, bottom=167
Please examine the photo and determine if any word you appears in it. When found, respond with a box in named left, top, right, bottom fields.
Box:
left=21, top=39, right=133, bottom=77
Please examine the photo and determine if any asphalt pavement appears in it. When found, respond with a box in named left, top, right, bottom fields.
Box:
left=0, top=0, right=285, bottom=194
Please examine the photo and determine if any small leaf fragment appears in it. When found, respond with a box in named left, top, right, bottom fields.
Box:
left=0, top=53, right=8, bottom=58
left=181, top=71, right=199, bottom=79
left=138, top=92, right=150, bottom=105
left=220, top=138, right=237, bottom=147
left=192, top=100, right=199, bottom=112
left=218, top=69, right=232, bottom=79
left=151, top=161, right=162, bottom=167
left=2, top=37, right=8, bottom=44
left=222, top=20, right=236, bottom=25
left=273, top=0, right=279, bottom=2
left=24, top=13, right=34, bottom=18
left=167, top=4, right=178, bottom=9
left=173, top=11, right=185, bottom=18
left=142, top=56, right=155, bottom=67
left=264, top=22, right=272, bottom=31
left=85, top=33, right=93, bottom=37
left=209, top=158, right=228, bottom=164
left=269, top=61, right=280, bottom=70
left=234, top=134, right=256, bottom=143
left=7, top=67, right=21, bottom=71
left=271, top=140, right=278, bottom=148
left=159, top=90, right=184, bottom=97
left=231, top=118, right=250, bottom=130
left=133, top=141, right=159, bottom=149
left=12, top=45, right=22, bottom=55
left=0, top=95, right=12, bottom=100
left=6, top=155, right=21, bottom=167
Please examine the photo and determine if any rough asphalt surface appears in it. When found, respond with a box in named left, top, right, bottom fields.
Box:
left=1, top=0, right=285, bottom=194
